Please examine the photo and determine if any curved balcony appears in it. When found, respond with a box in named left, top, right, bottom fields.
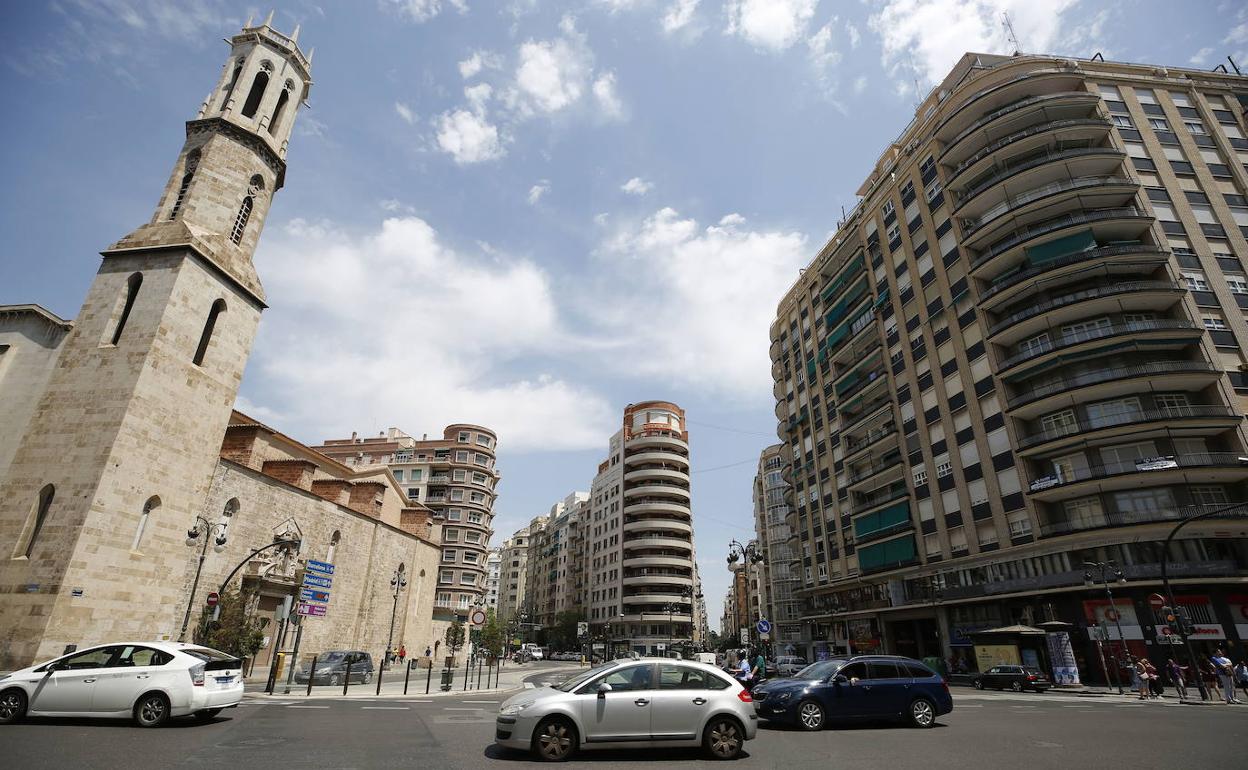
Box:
left=987, top=280, right=1185, bottom=342
left=961, top=174, right=1138, bottom=244
left=971, top=207, right=1151, bottom=278
left=996, top=319, right=1203, bottom=376
left=623, top=500, right=691, bottom=517
left=839, top=394, right=894, bottom=433
left=1005, top=360, right=1222, bottom=418
left=842, top=422, right=900, bottom=462
left=623, top=467, right=689, bottom=485
left=1027, top=452, right=1248, bottom=502
left=948, top=117, right=1115, bottom=190
left=1039, top=503, right=1248, bottom=539
left=977, top=243, right=1169, bottom=310
left=622, top=574, right=694, bottom=587
left=626, top=432, right=689, bottom=452
left=940, top=87, right=1102, bottom=165
left=621, top=593, right=693, bottom=605
left=844, top=454, right=905, bottom=490
left=623, top=518, right=693, bottom=535
left=623, top=483, right=690, bottom=501
left=955, top=147, right=1127, bottom=219
left=624, top=450, right=689, bottom=469
left=622, top=535, right=692, bottom=551
left=622, top=555, right=693, bottom=570
left=1017, top=404, right=1243, bottom=456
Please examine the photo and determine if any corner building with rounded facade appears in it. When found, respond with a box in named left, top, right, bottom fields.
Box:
left=770, top=52, right=1248, bottom=678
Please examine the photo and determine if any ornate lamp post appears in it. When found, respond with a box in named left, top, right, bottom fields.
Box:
left=384, top=566, right=408, bottom=671
left=1083, top=560, right=1127, bottom=694
left=726, top=539, right=765, bottom=652
left=178, top=514, right=229, bottom=641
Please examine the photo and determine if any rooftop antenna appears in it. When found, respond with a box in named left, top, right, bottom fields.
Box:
left=1002, top=11, right=1020, bottom=55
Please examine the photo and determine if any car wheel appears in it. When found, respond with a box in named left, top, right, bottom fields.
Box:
left=532, top=716, right=578, bottom=762
left=133, top=692, right=170, bottom=728
left=909, top=698, right=937, bottom=728
left=194, top=708, right=223, bottom=722
left=703, top=717, right=745, bottom=760
left=1011, top=681, right=1023, bottom=693
left=329, top=674, right=340, bottom=687
left=0, top=688, right=27, bottom=725
left=797, top=700, right=825, bottom=731
left=973, top=679, right=984, bottom=690
left=363, top=672, right=373, bottom=685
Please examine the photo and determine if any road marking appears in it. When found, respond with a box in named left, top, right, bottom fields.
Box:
left=523, top=682, right=536, bottom=689
left=361, top=706, right=410, bottom=710
left=463, top=700, right=498, bottom=704
left=445, top=707, right=483, bottom=711
left=288, top=705, right=329, bottom=709
left=400, top=699, right=433, bottom=703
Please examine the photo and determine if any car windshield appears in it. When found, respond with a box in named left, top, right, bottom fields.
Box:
left=322, top=652, right=347, bottom=661
left=793, top=659, right=844, bottom=680
left=556, top=663, right=616, bottom=692
left=180, top=646, right=236, bottom=662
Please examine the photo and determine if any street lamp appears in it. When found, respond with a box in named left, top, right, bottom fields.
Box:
left=1083, top=560, right=1127, bottom=694
left=384, top=565, right=408, bottom=671
left=177, top=515, right=229, bottom=641
left=727, top=540, right=764, bottom=655
left=663, top=585, right=694, bottom=655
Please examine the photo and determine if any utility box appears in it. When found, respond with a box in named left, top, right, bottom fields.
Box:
left=440, top=668, right=453, bottom=691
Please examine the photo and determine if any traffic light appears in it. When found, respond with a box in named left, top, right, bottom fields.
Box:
left=1161, top=605, right=1177, bottom=626
left=1175, top=607, right=1196, bottom=636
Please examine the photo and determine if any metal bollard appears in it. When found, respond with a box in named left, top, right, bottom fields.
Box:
left=343, top=659, right=351, bottom=697
left=476, top=658, right=483, bottom=689
left=426, top=660, right=433, bottom=694
left=306, top=654, right=318, bottom=697
left=463, top=654, right=470, bottom=691
left=404, top=659, right=412, bottom=695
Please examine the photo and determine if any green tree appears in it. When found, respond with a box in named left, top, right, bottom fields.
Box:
left=194, top=587, right=265, bottom=659
left=445, top=618, right=466, bottom=657
left=479, top=608, right=504, bottom=659
left=548, top=611, right=582, bottom=651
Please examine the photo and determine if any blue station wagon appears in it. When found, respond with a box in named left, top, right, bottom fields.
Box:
left=752, top=655, right=953, bottom=730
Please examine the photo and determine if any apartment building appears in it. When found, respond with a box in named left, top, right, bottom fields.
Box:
left=313, top=425, right=500, bottom=632
left=496, top=526, right=532, bottom=621
left=524, top=492, right=589, bottom=631
left=769, top=52, right=1248, bottom=676
left=588, top=402, right=698, bottom=655
left=485, top=548, right=501, bottom=611
left=753, top=444, right=803, bottom=652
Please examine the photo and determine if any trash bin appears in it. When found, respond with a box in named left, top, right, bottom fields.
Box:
left=440, top=668, right=454, bottom=691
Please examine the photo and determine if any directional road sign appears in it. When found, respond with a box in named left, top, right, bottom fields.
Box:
left=302, top=574, right=332, bottom=589
left=306, top=560, right=335, bottom=575
left=297, top=602, right=327, bottom=617
left=300, top=588, right=330, bottom=603
left=756, top=619, right=772, bottom=635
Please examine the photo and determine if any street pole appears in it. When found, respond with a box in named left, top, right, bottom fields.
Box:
left=178, top=515, right=226, bottom=642
left=379, top=566, right=407, bottom=696
left=282, top=619, right=303, bottom=695
left=1159, top=501, right=1246, bottom=701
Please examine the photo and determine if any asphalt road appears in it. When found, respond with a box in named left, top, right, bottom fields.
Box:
left=5, top=669, right=1248, bottom=770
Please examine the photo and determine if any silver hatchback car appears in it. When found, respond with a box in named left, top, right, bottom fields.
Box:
left=495, top=658, right=758, bottom=761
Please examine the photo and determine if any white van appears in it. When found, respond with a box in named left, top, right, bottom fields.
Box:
left=694, top=652, right=717, bottom=666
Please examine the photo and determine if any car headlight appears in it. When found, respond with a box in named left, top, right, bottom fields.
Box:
left=499, top=703, right=531, bottom=716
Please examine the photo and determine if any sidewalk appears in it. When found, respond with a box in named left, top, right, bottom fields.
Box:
left=245, top=663, right=586, bottom=700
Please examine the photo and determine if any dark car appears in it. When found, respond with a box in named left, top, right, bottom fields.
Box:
left=293, top=650, right=374, bottom=686
left=972, top=665, right=1050, bottom=692
left=753, top=655, right=953, bottom=730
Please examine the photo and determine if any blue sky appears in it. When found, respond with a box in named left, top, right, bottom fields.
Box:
left=3, top=0, right=1244, bottom=631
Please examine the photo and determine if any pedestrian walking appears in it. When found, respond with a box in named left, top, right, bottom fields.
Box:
left=1211, top=649, right=1240, bottom=704
left=751, top=648, right=767, bottom=685
left=1128, top=656, right=1146, bottom=700
left=1235, top=660, right=1248, bottom=701
left=398, top=645, right=406, bottom=665
left=425, top=645, right=432, bottom=659
left=1166, top=658, right=1188, bottom=701
left=1200, top=659, right=1219, bottom=700
left=1144, top=660, right=1163, bottom=698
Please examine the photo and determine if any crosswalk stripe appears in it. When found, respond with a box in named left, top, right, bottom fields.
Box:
left=362, top=706, right=409, bottom=710
left=288, top=705, right=329, bottom=709
left=523, top=682, right=535, bottom=689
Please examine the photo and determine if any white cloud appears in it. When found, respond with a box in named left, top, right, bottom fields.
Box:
left=394, top=101, right=416, bottom=124
left=1189, top=46, right=1214, bottom=65
left=528, top=180, right=550, bottom=204
left=435, top=109, right=505, bottom=164
left=251, top=216, right=615, bottom=452
left=662, top=0, right=700, bottom=33
left=458, top=50, right=501, bottom=79
left=725, top=0, right=818, bottom=51
left=383, top=0, right=469, bottom=23
left=465, top=82, right=493, bottom=111
left=620, top=177, right=653, bottom=195
left=853, top=74, right=868, bottom=94
left=807, top=20, right=842, bottom=93
left=592, top=71, right=626, bottom=119
left=512, top=23, right=593, bottom=114
left=868, top=0, right=1080, bottom=90
left=847, top=21, right=860, bottom=48
left=584, top=208, right=808, bottom=398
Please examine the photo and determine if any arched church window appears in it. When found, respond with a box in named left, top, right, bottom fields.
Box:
left=169, top=149, right=201, bottom=220
left=327, top=530, right=341, bottom=563
left=268, top=81, right=292, bottom=135
left=193, top=299, right=227, bottom=366
left=220, top=58, right=244, bottom=110
left=219, top=499, right=239, bottom=537
left=19, top=484, right=55, bottom=558
left=230, top=198, right=253, bottom=244
left=132, top=496, right=160, bottom=550
left=241, top=62, right=272, bottom=119
left=107, top=272, right=143, bottom=346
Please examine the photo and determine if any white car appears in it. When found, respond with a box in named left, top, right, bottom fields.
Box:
left=0, top=641, right=244, bottom=727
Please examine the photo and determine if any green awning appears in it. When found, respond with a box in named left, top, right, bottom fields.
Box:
left=1025, top=228, right=1095, bottom=266
left=857, top=534, right=917, bottom=571
left=821, top=255, right=866, bottom=302
left=853, top=500, right=911, bottom=539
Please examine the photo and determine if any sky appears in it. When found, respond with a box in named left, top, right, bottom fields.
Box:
left=2, top=0, right=1245, bottom=632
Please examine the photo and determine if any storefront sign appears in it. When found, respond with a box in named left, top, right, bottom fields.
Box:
left=1230, top=594, right=1248, bottom=641
left=950, top=624, right=995, bottom=647
left=1045, top=631, right=1080, bottom=685
left=1082, top=599, right=1143, bottom=640
left=1135, top=455, right=1178, bottom=471
left=974, top=644, right=1020, bottom=670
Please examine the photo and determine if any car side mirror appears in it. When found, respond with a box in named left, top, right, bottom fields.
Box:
left=831, top=674, right=849, bottom=685
left=597, top=682, right=613, bottom=698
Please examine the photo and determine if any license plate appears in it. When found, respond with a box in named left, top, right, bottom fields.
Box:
left=216, top=676, right=234, bottom=684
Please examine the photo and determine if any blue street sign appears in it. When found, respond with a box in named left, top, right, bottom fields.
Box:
left=302, top=574, right=332, bottom=589
left=306, top=560, right=335, bottom=575
left=757, top=619, right=772, bottom=634
left=299, top=588, right=330, bottom=603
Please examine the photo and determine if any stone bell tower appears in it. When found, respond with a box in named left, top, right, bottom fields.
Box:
left=0, top=16, right=311, bottom=668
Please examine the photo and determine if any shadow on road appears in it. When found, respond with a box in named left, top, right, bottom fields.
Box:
left=759, top=719, right=948, bottom=732
left=17, top=714, right=234, bottom=729
left=482, top=744, right=753, bottom=763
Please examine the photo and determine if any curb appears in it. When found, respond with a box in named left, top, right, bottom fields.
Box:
left=245, top=665, right=586, bottom=701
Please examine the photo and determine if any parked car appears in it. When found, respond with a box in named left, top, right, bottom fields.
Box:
left=753, top=655, right=953, bottom=730
left=972, top=665, right=1050, bottom=692
left=775, top=656, right=808, bottom=677
left=495, top=658, right=757, bottom=761
left=293, top=650, right=374, bottom=686
left=0, top=641, right=243, bottom=727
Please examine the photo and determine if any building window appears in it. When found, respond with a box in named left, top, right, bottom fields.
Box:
left=219, top=58, right=243, bottom=110
left=1182, top=271, right=1209, bottom=291
left=268, top=82, right=292, bottom=135
left=19, top=484, right=55, bottom=558
left=327, top=530, right=340, bottom=563
left=169, top=149, right=200, bottom=220
left=230, top=197, right=253, bottom=244
left=1190, top=485, right=1230, bottom=505
left=406, top=488, right=420, bottom=500
left=458, top=431, right=470, bottom=443
left=439, top=570, right=454, bottom=584
left=240, top=64, right=270, bottom=118
left=443, top=550, right=457, bottom=562
left=131, top=495, right=160, bottom=551
left=106, top=273, right=144, bottom=346
left=192, top=299, right=226, bottom=366
left=1201, top=314, right=1228, bottom=331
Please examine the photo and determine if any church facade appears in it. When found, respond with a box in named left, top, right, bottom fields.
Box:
left=0, top=20, right=443, bottom=670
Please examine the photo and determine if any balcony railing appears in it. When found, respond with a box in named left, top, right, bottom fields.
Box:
left=844, top=454, right=904, bottom=486
left=942, top=90, right=1099, bottom=156
left=1018, top=404, right=1239, bottom=450
left=988, top=280, right=1182, bottom=337
left=981, top=243, right=1168, bottom=303
left=957, top=147, right=1124, bottom=212
left=1028, top=452, right=1246, bottom=493
left=962, top=175, right=1136, bottom=237
left=843, top=422, right=899, bottom=457
left=1040, top=504, right=1248, bottom=538
left=974, top=206, right=1148, bottom=271
left=1006, top=359, right=1218, bottom=410
left=997, top=319, right=1200, bottom=372
left=951, top=117, right=1114, bottom=180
